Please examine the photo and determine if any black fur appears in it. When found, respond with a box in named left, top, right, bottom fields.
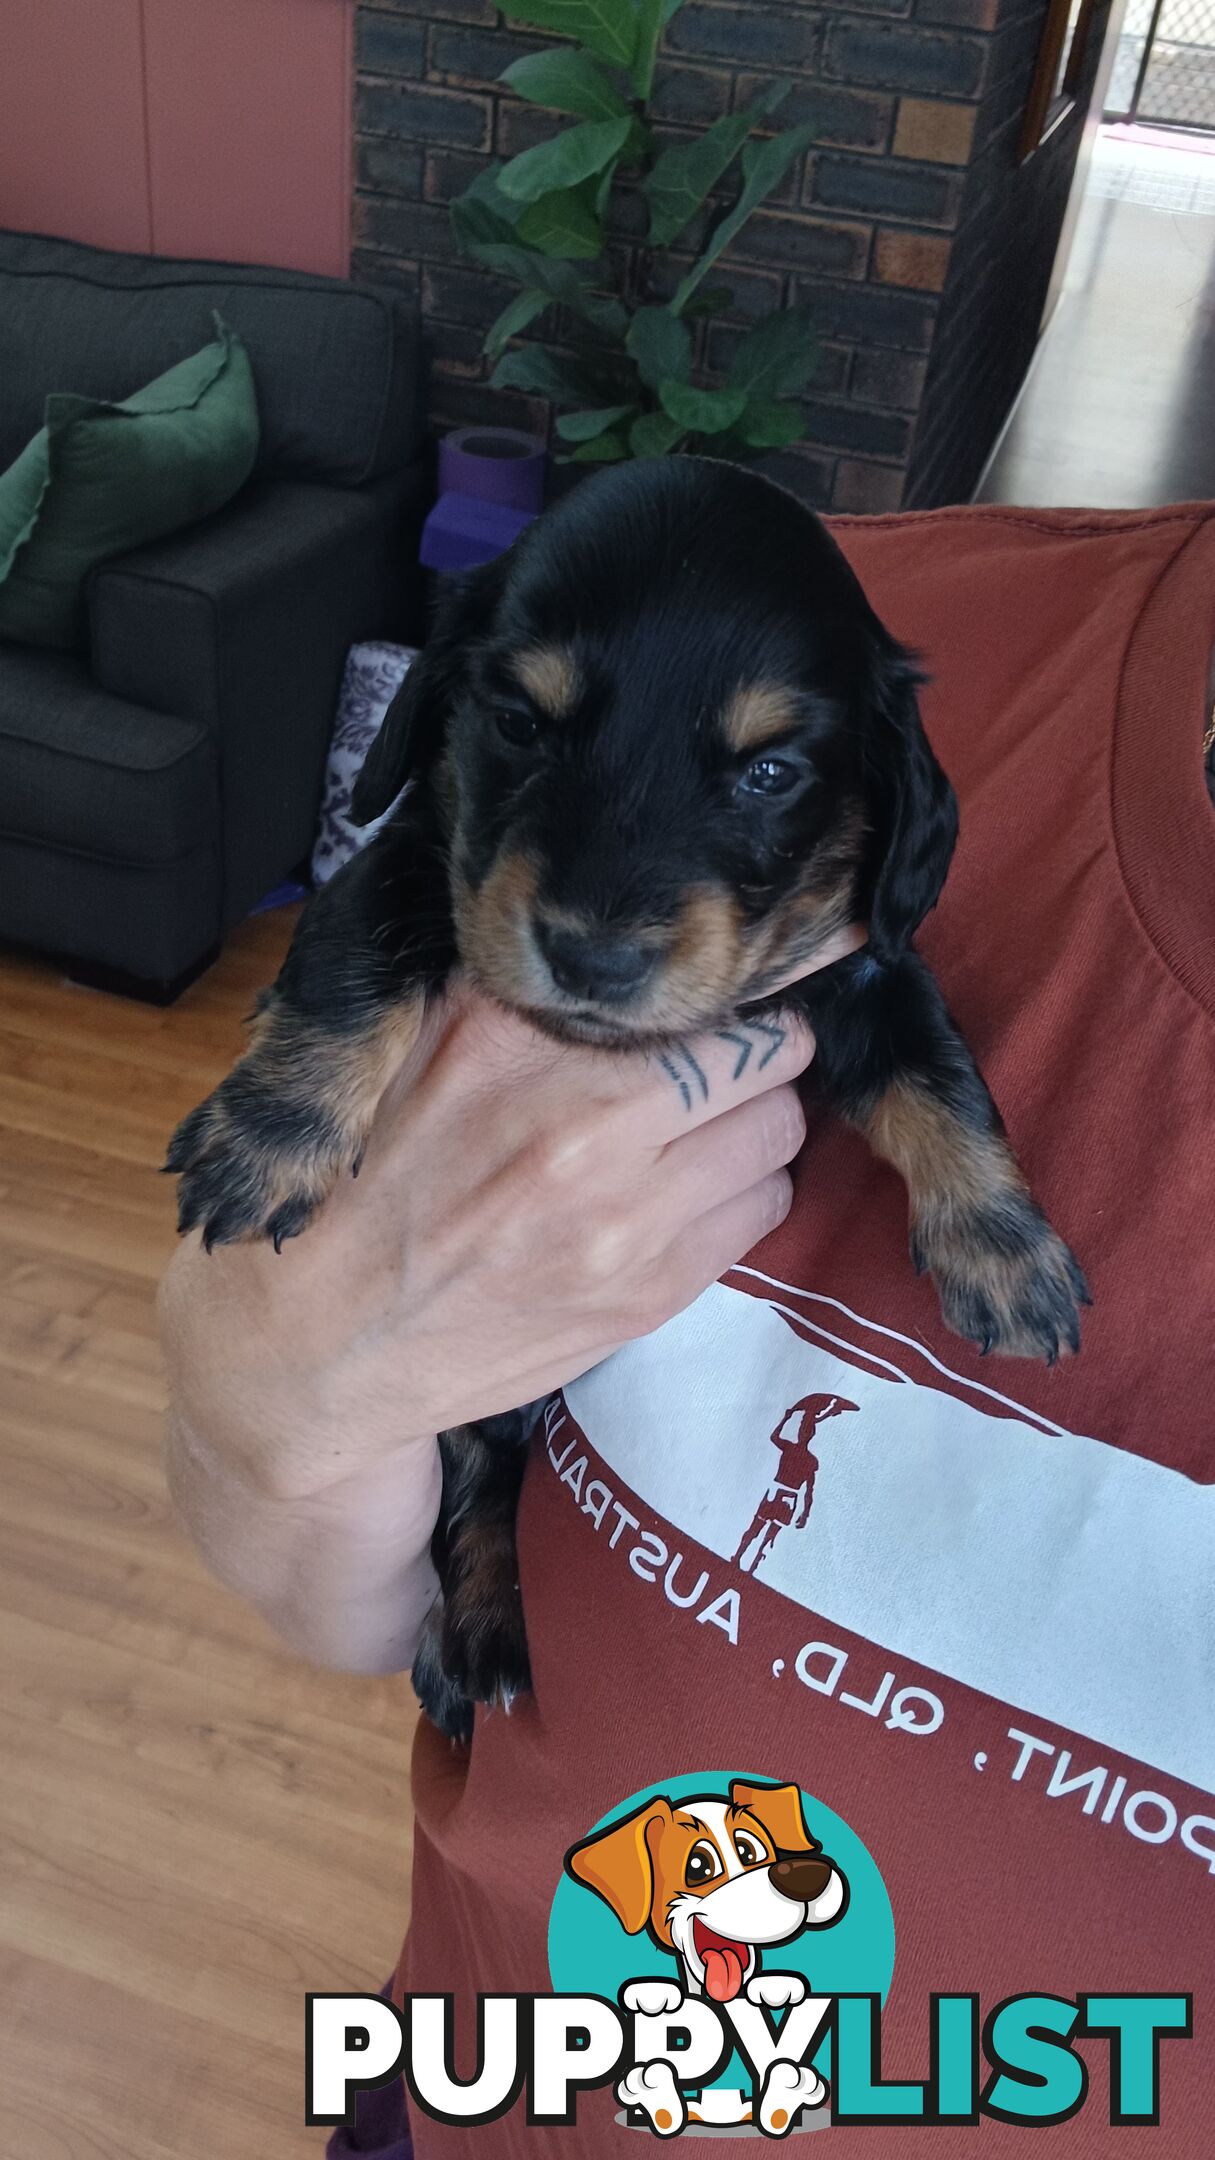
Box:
left=167, top=459, right=1088, bottom=1741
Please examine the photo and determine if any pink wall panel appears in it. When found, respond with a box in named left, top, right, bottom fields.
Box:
left=0, top=0, right=152, bottom=254
left=0, top=0, right=353, bottom=276
left=144, top=0, right=353, bottom=275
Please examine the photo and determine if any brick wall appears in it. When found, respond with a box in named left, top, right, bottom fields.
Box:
left=351, top=0, right=1100, bottom=511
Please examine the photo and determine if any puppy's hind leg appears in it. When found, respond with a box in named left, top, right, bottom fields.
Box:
left=412, top=1412, right=533, bottom=1740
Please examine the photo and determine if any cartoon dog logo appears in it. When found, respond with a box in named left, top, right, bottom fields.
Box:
left=567, top=1779, right=848, bottom=2135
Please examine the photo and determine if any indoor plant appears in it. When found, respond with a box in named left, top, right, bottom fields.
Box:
left=451, top=0, right=820, bottom=463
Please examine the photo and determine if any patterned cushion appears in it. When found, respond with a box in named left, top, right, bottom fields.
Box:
left=311, top=641, right=416, bottom=885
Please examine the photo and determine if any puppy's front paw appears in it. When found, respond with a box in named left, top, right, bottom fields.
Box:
left=166, top=1071, right=345, bottom=1252
left=622, top=1981, right=685, bottom=2017
left=746, top=1973, right=807, bottom=2010
left=913, top=1193, right=1090, bottom=1364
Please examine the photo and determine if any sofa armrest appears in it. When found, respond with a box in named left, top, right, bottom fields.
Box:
left=88, top=472, right=419, bottom=927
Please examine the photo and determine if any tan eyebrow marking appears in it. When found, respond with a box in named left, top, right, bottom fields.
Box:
left=512, top=643, right=580, bottom=718
left=723, top=683, right=800, bottom=753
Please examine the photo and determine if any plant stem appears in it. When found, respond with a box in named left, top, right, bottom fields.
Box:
left=633, top=12, right=663, bottom=106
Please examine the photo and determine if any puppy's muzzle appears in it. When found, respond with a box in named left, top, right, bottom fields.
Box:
left=537, top=921, right=657, bottom=1005
left=770, top=1854, right=835, bottom=1904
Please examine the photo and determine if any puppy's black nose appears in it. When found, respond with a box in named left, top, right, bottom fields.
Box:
left=539, top=924, right=654, bottom=1004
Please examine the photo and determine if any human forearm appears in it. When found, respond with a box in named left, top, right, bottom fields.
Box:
left=165, top=1403, right=441, bottom=1673
left=159, top=1228, right=443, bottom=1671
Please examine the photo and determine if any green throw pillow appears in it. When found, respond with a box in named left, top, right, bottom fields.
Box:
left=0, top=318, right=260, bottom=650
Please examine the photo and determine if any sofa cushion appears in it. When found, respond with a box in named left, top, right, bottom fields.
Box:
left=0, top=322, right=259, bottom=650
left=0, top=644, right=218, bottom=866
left=0, top=228, right=424, bottom=487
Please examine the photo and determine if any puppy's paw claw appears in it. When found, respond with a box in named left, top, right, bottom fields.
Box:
left=441, top=1596, right=532, bottom=1714
left=167, top=1075, right=344, bottom=1251
left=412, top=1613, right=476, bottom=1744
left=918, top=1199, right=1089, bottom=1365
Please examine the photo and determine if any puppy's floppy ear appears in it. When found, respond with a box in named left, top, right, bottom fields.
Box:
left=730, top=1781, right=819, bottom=1857
left=350, top=556, right=506, bottom=825
left=565, top=1798, right=673, bottom=1935
left=862, top=629, right=958, bottom=964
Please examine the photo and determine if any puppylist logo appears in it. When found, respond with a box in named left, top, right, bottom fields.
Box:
left=306, top=1773, right=1192, bottom=2139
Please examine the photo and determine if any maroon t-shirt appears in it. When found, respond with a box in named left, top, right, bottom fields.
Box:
left=400, top=505, right=1215, bottom=2154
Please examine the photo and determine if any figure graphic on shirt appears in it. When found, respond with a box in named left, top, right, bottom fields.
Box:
left=733, top=1394, right=859, bottom=1576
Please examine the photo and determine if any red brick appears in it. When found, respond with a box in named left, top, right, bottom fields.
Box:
left=873, top=227, right=951, bottom=290
left=892, top=96, right=977, bottom=164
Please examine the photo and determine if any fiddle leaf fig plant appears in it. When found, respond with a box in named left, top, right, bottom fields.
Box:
left=450, top=0, right=820, bottom=462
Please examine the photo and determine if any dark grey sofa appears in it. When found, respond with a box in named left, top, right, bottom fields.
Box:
left=0, top=230, right=430, bottom=998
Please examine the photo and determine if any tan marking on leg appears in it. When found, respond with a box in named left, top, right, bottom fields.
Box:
left=511, top=644, right=580, bottom=719
left=861, top=1076, right=1082, bottom=1360
left=250, top=997, right=426, bottom=1138
left=176, top=993, right=426, bottom=1241
left=867, top=1079, right=1023, bottom=1219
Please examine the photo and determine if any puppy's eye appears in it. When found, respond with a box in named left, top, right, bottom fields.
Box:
left=494, top=707, right=541, bottom=749
left=733, top=1832, right=764, bottom=1867
left=739, top=754, right=800, bottom=798
left=685, top=1841, right=721, bottom=1888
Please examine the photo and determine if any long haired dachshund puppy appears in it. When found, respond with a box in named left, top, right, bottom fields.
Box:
left=168, top=459, right=1088, bottom=1739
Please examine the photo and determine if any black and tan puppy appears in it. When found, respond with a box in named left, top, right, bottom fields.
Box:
left=168, top=458, right=1088, bottom=1739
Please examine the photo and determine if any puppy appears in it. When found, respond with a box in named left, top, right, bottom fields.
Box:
left=567, top=1778, right=846, bottom=2131
left=167, top=458, right=1088, bottom=1740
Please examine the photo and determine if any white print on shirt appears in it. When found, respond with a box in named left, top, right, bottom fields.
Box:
left=542, top=1405, right=1215, bottom=1880
left=558, top=1274, right=1215, bottom=1797
left=545, top=1417, right=741, bottom=1644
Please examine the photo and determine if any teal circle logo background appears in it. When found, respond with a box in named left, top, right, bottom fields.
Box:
left=548, top=1771, right=895, bottom=2090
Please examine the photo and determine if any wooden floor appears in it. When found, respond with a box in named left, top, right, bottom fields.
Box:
left=0, top=913, right=414, bottom=2159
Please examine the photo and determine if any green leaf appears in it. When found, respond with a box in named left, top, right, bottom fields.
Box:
left=498, top=116, right=632, bottom=204
left=662, top=0, right=685, bottom=18
left=625, top=307, right=692, bottom=390
left=569, top=429, right=630, bottom=461
left=484, top=289, right=554, bottom=360
left=629, top=410, right=685, bottom=456
left=671, top=121, right=816, bottom=312
left=491, top=346, right=607, bottom=402
left=641, top=86, right=790, bottom=248
left=631, top=0, right=666, bottom=98
left=658, top=380, right=747, bottom=434
left=514, top=184, right=605, bottom=258
left=642, top=110, right=755, bottom=247
left=726, top=305, right=819, bottom=399
left=736, top=398, right=807, bottom=449
left=500, top=1, right=637, bottom=71
left=451, top=169, right=525, bottom=253
left=501, top=47, right=631, bottom=121
left=462, top=242, right=628, bottom=337
left=555, top=403, right=637, bottom=441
